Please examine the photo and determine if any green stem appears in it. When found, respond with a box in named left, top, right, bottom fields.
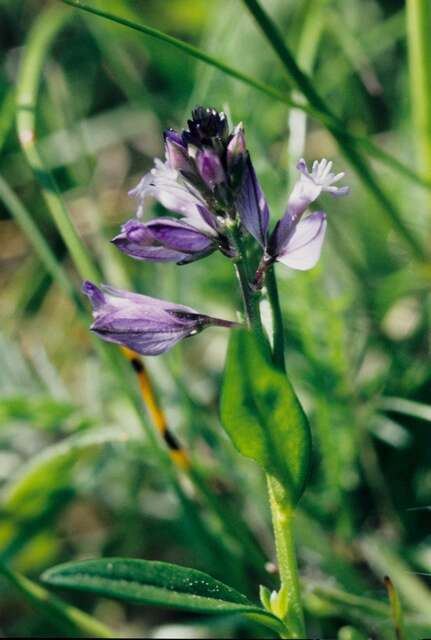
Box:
left=266, top=266, right=286, bottom=372
left=406, top=0, right=431, bottom=180
left=227, top=222, right=263, bottom=332
left=229, top=230, right=305, bottom=638
left=267, top=478, right=305, bottom=638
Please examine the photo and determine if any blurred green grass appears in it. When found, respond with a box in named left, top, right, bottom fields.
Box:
left=1, top=0, right=431, bottom=638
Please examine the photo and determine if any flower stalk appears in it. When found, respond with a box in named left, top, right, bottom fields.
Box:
left=265, top=265, right=286, bottom=373
left=225, top=219, right=262, bottom=332
left=267, top=478, right=305, bottom=638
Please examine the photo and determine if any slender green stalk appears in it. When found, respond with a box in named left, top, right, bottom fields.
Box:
left=267, top=478, right=305, bottom=638
left=406, top=0, right=431, bottom=180
left=61, top=0, right=301, bottom=110
left=227, top=221, right=263, bottom=332
left=60, top=0, right=431, bottom=193
left=242, top=0, right=428, bottom=260
left=265, top=266, right=286, bottom=372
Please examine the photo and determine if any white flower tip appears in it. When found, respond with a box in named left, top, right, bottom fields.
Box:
left=298, top=157, right=350, bottom=195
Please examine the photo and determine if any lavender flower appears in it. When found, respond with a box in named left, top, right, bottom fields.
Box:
left=82, top=281, right=237, bottom=356
left=267, top=159, right=349, bottom=270
left=235, top=156, right=270, bottom=247
left=112, top=218, right=217, bottom=265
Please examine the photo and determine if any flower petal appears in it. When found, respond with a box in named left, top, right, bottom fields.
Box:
left=146, top=218, right=215, bottom=253
left=236, top=156, right=269, bottom=246
left=277, top=211, right=327, bottom=271
left=129, top=159, right=206, bottom=219
left=112, top=217, right=215, bottom=263
left=285, top=175, right=322, bottom=221
left=91, top=326, right=192, bottom=356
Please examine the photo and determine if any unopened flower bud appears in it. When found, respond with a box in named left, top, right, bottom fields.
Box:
left=196, top=148, right=225, bottom=189
left=227, top=123, right=246, bottom=167
left=164, top=130, right=190, bottom=172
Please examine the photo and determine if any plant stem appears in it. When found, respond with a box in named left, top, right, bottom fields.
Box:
left=227, top=221, right=263, bottom=332
left=230, top=226, right=305, bottom=638
left=406, top=0, right=431, bottom=181
left=266, top=265, right=286, bottom=372
left=267, top=477, right=305, bottom=638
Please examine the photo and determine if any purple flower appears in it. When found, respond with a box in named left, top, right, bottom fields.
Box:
left=164, top=129, right=190, bottom=172
left=195, top=148, right=225, bottom=189
left=112, top=218, right=217, bottom=265
left=128, top=159, right=213, bottom=232
left=268, top=158, right=349, bottom=271
left=227, top=123, right=246, bottom=169
left=270, top=210, right=327, bottom=270
left=182, top=106, right=229, bottom=146
left=128, top=108, right=235, bottom=226
left=235, top=156, right=270, bottom=247
left=82, top=281, right=238, bottom=356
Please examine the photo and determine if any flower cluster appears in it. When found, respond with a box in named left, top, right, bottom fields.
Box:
left=84, top=107, right=349, bottom=355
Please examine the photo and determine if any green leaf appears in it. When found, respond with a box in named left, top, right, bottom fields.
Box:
left=221, top=329, right=311, bottom=506
left=42, top=558, right=284, bottom=633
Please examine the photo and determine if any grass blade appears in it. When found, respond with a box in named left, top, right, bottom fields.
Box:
left=0, top=562, right=113, bottom=638
left=61, top=0, right=301, bottom=110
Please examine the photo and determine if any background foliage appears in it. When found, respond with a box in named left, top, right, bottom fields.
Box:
left=1, top=0, right=431, bottom=637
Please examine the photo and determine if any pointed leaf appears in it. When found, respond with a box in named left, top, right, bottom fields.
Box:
left=220, top=329, right=311, bottom=505
left=42, top=558, right=284, bottom=633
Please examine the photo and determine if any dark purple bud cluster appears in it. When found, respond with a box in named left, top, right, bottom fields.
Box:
left=182, top=107, right=229, bottom=146
left=165, top=106, right=248, bottom=211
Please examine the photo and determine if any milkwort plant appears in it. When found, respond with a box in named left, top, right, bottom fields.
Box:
left=44, top=107, right=349, bottom=639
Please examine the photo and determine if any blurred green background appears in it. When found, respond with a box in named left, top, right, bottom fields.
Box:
left=1, top=0, right=431, bottom=637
